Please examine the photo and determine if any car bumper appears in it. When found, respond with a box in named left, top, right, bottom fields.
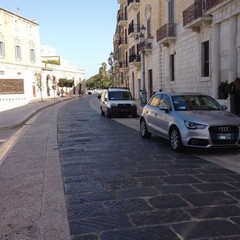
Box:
left=180, top=126, right=240, bottom=148
left=110, top=106, right=137, bottom=115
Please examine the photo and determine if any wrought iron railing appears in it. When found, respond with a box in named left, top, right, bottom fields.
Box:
left=119, top=37, right=128, bottom=45
left=128, top=24, right=140, bottom=35
left=119, top=61, right=128, bottom=68
left=129, top=54, right=140, bottom=63
left=118, top=12, right=127, bottom=23
left=183, top=0, right=204, bottom=26
left=205, top=0, right=225, bottom=11
left=156, top=23, right=176, bottom=42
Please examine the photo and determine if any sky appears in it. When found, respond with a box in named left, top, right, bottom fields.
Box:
left=0, top=0, right=119, bottom=79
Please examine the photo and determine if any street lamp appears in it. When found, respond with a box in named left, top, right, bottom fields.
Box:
left=138, top=25, right=153, bottom=104
left=108, top=52, right=114, bottom=85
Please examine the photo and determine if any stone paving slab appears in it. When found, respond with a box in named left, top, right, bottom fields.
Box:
left=57, top=97, right=240, bottom=240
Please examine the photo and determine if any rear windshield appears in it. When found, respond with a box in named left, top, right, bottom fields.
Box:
left=109, top=91, right=133, bottom=100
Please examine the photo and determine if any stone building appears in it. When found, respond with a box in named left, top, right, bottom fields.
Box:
left=0, top=8, right=85, bottom=111
left=114, top=0, right=240, bottom=109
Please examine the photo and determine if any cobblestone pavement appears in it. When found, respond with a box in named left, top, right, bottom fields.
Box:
left=58, top=96, right=240, bottom=240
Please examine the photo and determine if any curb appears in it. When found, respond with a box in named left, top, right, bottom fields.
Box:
left=0, top=97, right=74, bottom=131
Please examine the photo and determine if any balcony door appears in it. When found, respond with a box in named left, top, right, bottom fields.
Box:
left=168, top=0, right=174, bottom=24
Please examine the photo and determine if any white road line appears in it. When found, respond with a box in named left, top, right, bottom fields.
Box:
left=0, top=115, right=38, bottom=166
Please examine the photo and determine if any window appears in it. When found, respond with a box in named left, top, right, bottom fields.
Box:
left=0, top=41, right=5, bottom=57
left=149, top=94, right=161, bottom=107
left=30, top=49, right=36, bottom=62
left=170, top=54, right=175, bottom=81
left=147, top=18, right=151, bottom=36
left=168, top=0, right=175, bottom=23
left=201, top=41, right=209, bottom=77
left=160, top=94, right=171, bottom=107
left=15, top=45, right=22, bottom=60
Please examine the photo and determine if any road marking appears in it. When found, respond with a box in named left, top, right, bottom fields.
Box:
left=0, top=115, right=38, bottom=166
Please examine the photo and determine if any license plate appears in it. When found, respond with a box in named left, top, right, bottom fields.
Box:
left=217, top=133, right=233, bottom=140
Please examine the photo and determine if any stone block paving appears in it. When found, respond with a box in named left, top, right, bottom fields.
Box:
left=57, top=97, right=240, bottom=240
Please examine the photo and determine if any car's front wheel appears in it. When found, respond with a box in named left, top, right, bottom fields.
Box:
left=170, top=126, right=183, bottom=152
left=140, top=119, right=151, bottom=138
left=107, top=109, right=112, bottom=118
left=100, top=107, right=105, bottom=116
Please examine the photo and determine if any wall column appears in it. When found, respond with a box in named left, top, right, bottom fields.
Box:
left=212, top=23, right=220, bottom=98
left=228, top=16, right=237, bottom=83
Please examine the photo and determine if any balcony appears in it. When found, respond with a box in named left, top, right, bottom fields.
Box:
left=117, top=0, right=127, bottom=4
left=205, top=0, right=230, bottom=12
left=118, top=12, right=128, bottom=27
left=128, top=23, right=140, bottom=38
left=118, top=37, right=128, bottom=50
left=156, top=23, right=176, bottom=47
left=183, top=1, right=212, bottom=32
left=119, top=61, right=128, bottom=71
left=129, top=54, right=141, bottom=68
left=128, top=0, right=140, bottom=12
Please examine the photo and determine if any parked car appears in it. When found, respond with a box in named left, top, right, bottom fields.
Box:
left=92, top=89, right=103, bottom=95
left=140, top=92, right=240, bottom=152
left=86, top=89, right=93, bottom=95
left=98, top=87, right=137, bottom=118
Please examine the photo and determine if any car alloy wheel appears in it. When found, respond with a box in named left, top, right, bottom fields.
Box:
left=170, top=126, right=183, bottom=152
left=140, top=119, right=151, bottom=138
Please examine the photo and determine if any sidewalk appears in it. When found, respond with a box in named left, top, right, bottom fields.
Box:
left=0, top=96, right=74, bottom=131
left=0, top=95, right=144, bottom=131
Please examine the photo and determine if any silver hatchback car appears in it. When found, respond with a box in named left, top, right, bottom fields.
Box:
left=140, top=92, right=240, bottom=151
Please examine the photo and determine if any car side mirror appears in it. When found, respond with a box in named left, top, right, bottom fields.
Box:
left=159, top=104, right=171, bottom=113
left=221, top=105, right=227, bottom=110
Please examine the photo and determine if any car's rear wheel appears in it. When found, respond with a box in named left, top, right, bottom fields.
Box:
left=140, top=119, right=151, bottom=138
left=170, top=126, right=183, bottom=152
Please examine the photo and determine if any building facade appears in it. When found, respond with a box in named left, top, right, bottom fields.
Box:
left=114, top=0, right=240, bottom=109
left=0, top=8, right=85, bottom=111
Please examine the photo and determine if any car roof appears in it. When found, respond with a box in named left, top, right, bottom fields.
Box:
left=154, top=92, right=207, bottom=97
left=108, top=87, right=130, bottom=92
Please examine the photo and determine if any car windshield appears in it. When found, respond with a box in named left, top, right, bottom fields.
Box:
left=172, top=95, right=222, bottom=111
left=109, top=91, right=133, bottom=100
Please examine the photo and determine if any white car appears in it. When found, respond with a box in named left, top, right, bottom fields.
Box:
left=140, top=92, right=240, bottom=152
left=98, top=87, right=137, bottom=118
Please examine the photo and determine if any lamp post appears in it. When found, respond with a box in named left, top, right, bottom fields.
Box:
left=108, top=52, right=114, bottom=85
left=138, top=25, right=153, bottom=105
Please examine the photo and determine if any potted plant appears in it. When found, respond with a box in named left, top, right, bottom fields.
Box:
left=218, top=81, right=229, bottom=99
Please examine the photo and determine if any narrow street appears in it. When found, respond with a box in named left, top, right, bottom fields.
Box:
left=58, top=95, right=240, bottom=240
left=1, top=95, right=240, bottom=239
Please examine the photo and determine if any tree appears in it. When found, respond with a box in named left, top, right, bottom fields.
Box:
left=34, top=72, right=43, bottom=102
left=85, top=62, right=112, bottom=89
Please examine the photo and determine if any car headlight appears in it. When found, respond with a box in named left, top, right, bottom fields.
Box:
left=110, top=103, right=117, bottom=107
left=184, top=121, right=207, bottom=130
